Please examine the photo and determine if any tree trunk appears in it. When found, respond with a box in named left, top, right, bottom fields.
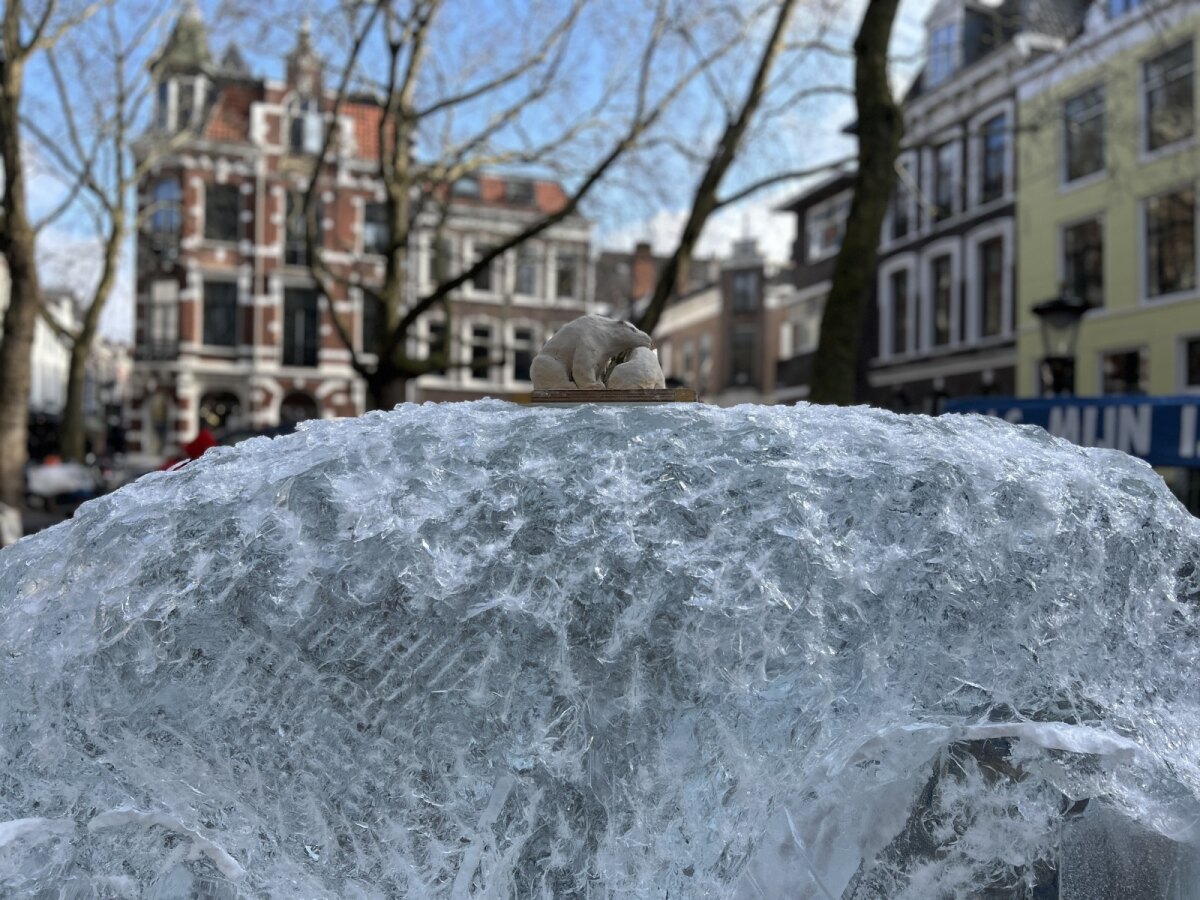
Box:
left=60, top=215, right=122, bottom=462
left=0, top=18, right=38, bottom=520
left=58, top=341, right=90, bottom=462
left=372, top=375, right=409, bottom=411
left=808, top=0, right=903, bottom=406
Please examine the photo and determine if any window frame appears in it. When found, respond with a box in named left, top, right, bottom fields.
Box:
left=1141, top=184, right=1198, bottom=303
left=281, top=286, right=320, bottom=368
left=1098, top=346, right=1149, bottom=396
left=729, top=325, right=757, bottom=387
left=877, top=254, right=916, bottom=359
left=1062, top=84, right=1107, bottom=186
left=1178, top=333, right=1200, bottom=393
left=968, top=101, right=1013, bottom=209
left=362, top=202, right=389, bottom=256
left=150, top=178, right=183, bottom=235
left=805, top=189, right=852, bottom=262
left=1142, top=40, right=1195, bottom=158
left=884, top=152, right=918, bottom=247
left=1059, top=215, right=1105, bottom=310
left=731, top=270, right=759, bottom=313
left=963, top=219, right=1014, bottom=343
left=203, top=182, right=240, bottom=243
left=919, top=239, right=962, bottom=352
left=554, top=248, right=580, bottom=300
left=201, top=279, right=239, bottom=349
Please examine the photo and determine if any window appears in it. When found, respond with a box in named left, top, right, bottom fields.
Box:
left=928, top=23, right=957, bottom=88
left=978, top=237, right=1004, bottom=339
left=1145, top=42, right=1195, bottom=153
left=1146, top=188, right=1196, bottom=298
left=1101, top=349, right=1146, bottom=395
left=889, top=270, right=908, bottom=356
left=681, top=342, right=695, bottom=383
left=699, top=334, right=713, bottom=390
left=202, top=281, right=238, bottom=347
left=806, top=192, right=850, bottom=261
left=145, top=280, right=179, bottom=359
left=556, top=251, right=578, bottom=299
left=285, top=192, right=319, bottom=267
left=732, top=271, right=758, bottom=312
left=1063, top=219, right=1104, bottom=309
left=204, top=184, right=239, bottom=242
left=426, top=321, right=447, bottom=376
left=471, top=243, right=495, bottom=292
left=506, top=180, right=534, bottom=205
left=150, top=179, right=182, bottom=235
left=177, top=79, right=196, bottom=129
left=931, top=254, right=953, bottom=346
left=282, top=288, right=319, bottom=367
left=426, top=237, right=453, bottom=284
left=934, top=142, right=957, bottom=222
left=452, top=177, right=480, bottom=198
left=730, top=327, right=756, bottom=386
left=1064, top=86, right=1105, bottom=182
left=1185, top=337, right=1200, bottom=389
left=516, top=246, right=539, bottom=296
left=512, top=328, right=535, bottom=383
left=156, top=81, right=170, bottom=130
left=363, top=203, right=389, bottom=255
left=1109, top=0, right=1143, bottom=16
left=470, top=325, right=492, bottom=380
left=361, top=291, right=382, bottom=354
left=891, top=161, right=912, bottom=240
left=980, top=114, right=1006, bottom=204
left=289, top=97, right=323, bottom=154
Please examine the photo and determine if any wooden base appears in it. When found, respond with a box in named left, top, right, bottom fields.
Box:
left=528, top=388, right=697, bottom=404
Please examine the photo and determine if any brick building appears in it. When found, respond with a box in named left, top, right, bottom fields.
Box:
left=130, top=7, right=592, bottom=460
left=649, top=239, right=797, bottom=404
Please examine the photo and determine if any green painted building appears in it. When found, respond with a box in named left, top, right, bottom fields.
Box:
left=1015, top=1, right=1200, bottom=399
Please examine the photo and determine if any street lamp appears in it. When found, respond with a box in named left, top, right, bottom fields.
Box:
left=1031, top=288, right=1090, bottom=396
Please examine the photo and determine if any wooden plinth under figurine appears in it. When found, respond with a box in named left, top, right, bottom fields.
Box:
left=528, top=388, right=697, bottom=405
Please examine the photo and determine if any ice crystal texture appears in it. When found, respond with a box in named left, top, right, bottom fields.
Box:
left=2, top=401, right=1200, bottom=898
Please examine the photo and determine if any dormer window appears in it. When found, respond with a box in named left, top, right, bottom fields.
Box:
left=928, top=23, right=958, bottom=87
left=289, top=96, right=323, bottom=155
left=156, top=82, right=171, bottom=130
left=506, top=180, right=534, bottom=205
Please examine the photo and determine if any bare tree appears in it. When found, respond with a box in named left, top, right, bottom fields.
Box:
left=0, top=0, right=99, bottom=530
left=299, top=0, right=767, bottom=409
left=24, top=2, right=182, bottom=461
left=635, top=0, right=802, bottom=335
left=809, top=0, right=903, bottom=405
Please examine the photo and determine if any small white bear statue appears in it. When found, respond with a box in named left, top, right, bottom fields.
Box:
left=530, top=315, right=653, bottom=390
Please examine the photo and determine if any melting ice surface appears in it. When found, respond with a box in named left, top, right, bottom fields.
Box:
left=3, top=401, right=1200, bottom=899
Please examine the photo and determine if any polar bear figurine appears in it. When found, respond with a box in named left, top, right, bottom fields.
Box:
left=606, top=347, right=666, bottom=390
left=530, top=315, right=653, bottom=390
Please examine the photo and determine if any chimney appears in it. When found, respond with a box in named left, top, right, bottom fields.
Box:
left=631, top=241, right=656, bottom=301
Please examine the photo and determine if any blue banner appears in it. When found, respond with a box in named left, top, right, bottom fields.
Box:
left=943, top=396, right=1200, bottom=468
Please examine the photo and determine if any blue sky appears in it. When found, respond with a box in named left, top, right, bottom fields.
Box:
left=26, top=0, right=938, bottom=340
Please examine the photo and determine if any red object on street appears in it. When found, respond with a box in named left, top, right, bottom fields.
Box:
left=160, top=428, right=218, bottom=471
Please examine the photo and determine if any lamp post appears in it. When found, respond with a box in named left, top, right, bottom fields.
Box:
left=1031, top=289, right=1089, bottom=396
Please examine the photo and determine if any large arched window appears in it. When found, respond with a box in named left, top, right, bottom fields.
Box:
left=279, top=391, right=319, bottom=424
left=198, top=391, right=241, bottom=433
